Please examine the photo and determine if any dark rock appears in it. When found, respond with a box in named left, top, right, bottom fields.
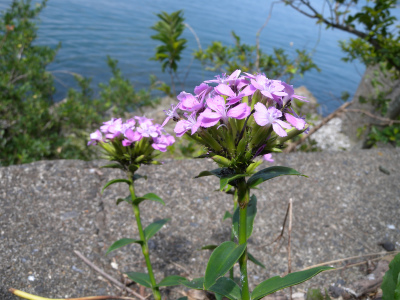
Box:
left=378, top=241, right=395, bottom=251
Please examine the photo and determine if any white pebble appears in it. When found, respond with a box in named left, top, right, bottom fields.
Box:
left=388, top=224, right=396, bottom=230
left=28, top=275, right=35, bottom=281
left=111, top=262, right=118, bottom=269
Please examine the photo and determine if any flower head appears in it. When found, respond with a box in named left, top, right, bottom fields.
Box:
left=161, top=70, right=308, bottom=171
left=88, top=116, right=175, bottom=171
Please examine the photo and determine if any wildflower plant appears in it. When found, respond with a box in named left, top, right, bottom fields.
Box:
left=88, top=116, right=181, bottom=300
left=162, top=70, right=332, bottom=300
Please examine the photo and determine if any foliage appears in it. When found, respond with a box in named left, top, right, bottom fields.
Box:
left=283, top=0, right=400, bottom=76
left=284, top=0, right=400, bottom=147
left=0, top=0, right=61, bottom=165
left=0, top=1, right=160, bottom=166
left=381, top=253, right=400, bottom=300
left=194, top=31, right=319, bottom=83
left=150, top=10, right=187, bottom=96
left=368, top=123, right=400, bottom=147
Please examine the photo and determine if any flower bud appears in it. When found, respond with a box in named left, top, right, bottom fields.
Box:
left=212, top=155, right=232, bottom=167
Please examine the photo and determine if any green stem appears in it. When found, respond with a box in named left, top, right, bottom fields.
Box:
left=129, top=182, right=161, bottom=300
left=230, top=189, right=239, bottom=280
left=237, top=181, right=250, bottom=300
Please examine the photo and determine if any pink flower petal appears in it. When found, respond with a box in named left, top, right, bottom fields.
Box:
left=227, top=103, right=251, bottom=120
left=215, top=84, right=236, bottom=97
left=285, top=113, right=306, bottom=130
left=272, top=123, right=287, bottom=137
left=275, top=119, right=291, bottom=129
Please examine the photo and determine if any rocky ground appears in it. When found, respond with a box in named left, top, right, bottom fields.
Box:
left=1, top=149, right=399, bottom=300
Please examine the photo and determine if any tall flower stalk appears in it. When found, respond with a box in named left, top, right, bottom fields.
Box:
left=162, top=70, right=331, bottom=300
left=88, top=116, right=183, bottom=300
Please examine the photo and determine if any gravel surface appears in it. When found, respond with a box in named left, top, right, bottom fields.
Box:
left=1, top=149, right=399, bottom=299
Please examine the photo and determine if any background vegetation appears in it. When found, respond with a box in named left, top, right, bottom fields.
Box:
left=1, top=0, right=399, bottom=166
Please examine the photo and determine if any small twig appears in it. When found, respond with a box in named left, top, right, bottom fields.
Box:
left=301, top=250, right=400, bottom=270
left=258, top=201, right=290, bottom=252
left=73, top=250, right=146, bottom=300
left=317, top=254, right=397, bottom=273
left=288, top=199, right=293, bottom=300
left=170, top=261, right=193, bottom=281
left=272, top=201, right=291, bottom=245
left=345, top=108, right=400, bottom=125
left=184, top=23, right=201, bottom=51
left=256, top=1, right=280, bottom=72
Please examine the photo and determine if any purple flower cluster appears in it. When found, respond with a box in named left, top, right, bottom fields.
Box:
left=162, top=70, right=308, bottom=165
left=163, top=70, right=306, bottom=138
left=88, top=116, right=175, bottom=152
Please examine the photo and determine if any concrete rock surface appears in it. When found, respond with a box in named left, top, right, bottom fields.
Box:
left=1, top=149, right=399, bottom=299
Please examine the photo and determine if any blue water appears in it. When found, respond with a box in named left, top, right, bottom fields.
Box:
left=0, top=0, right=373, bottom=115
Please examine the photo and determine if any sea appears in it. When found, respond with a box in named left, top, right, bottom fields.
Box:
left=1, top=0, right=381, bottom=115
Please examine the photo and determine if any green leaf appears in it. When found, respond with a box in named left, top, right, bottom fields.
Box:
left=126, top=271, right=152, bottom=288
left=198, top=245, right=218, bottom=251
left=144, top=218, right=170, bottom=240
left=232, top=195, right=257, bottom=239
left=223, top=211, right=233, bottom=220
left=251, top=266, right=333, bottom=300
left=132, top=174, right=147, bottom=182
left=247, top=166, right=306, bottom=188
left=181, top=277, right=204, bottom=290
left=157, top=275, right=186, bottom=287
left=208, top=277, right=242, bottom=300
left=106, top=238, right=142, bottom=255
left=248, top=252, right=266, bottom=268
left=382, top=252, right=400, bottom=300
left=194, top=169, right=223, bottom=179
left=132, top=193, right=165, bottom=206
left=116, top=195, right=132, bottom=206
left=219, top=174, right=247, bottom=191
left=204, top=241, right=247, bottom=289
left=176, top=298, right=188, bottom=300
left=215, top=293, right=223, bottom=300
left=102, top=178, right=132, bottom=193
left=194, top=169, right=246, bottom=191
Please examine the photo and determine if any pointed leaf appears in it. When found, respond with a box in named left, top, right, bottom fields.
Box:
left=195, top=169, right=223, bottom=179
left=223, top=211, right=233, bottom=221
left=126, top=271, right=152, bottom=288
left=219, top=174, right=247, bottom=191
left=232, top=195, right=257, bottom=239
left=116, top=195, right=132, bottom=206
left=208, top=277, right=242, bottom=300
left=132, top=193, right=165, bottom=206
left=128, top=164, right=140, bottom=173
left=157, top=275, right=186, bottom=287
left=251, top=266, right=333, bottom=300
left=133, top=174, right=147, bottom=182
left=106, top=238, right=142, bottom=255
left=181, top=277, right=204, bottom=290
left=204, top=241, right=247, bottom=289
left=102, top=179, right=132, bottom=193
left=198, top=244, right=218, bottom=251
left=247, top=166, right=306, bottom=188
left=248, top=252, right=266, bottom=268
left=144, top=218, right=170, bottom=240
left=382, top=252, right=400, bottom=300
